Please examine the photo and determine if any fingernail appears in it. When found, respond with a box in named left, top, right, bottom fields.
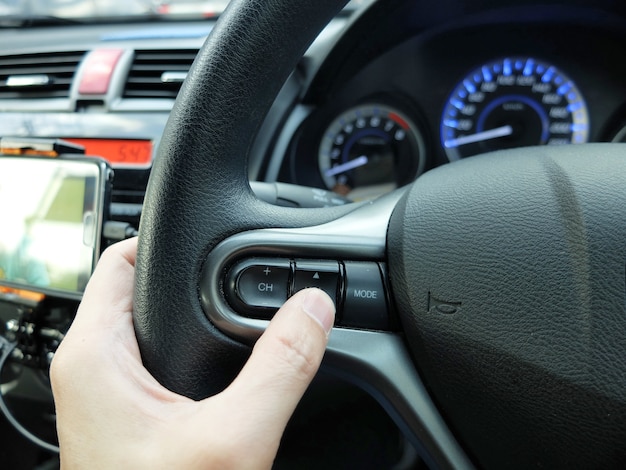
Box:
left=302, top=289, right=335, bottom=336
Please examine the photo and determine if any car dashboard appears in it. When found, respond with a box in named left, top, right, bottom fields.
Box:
left=2, top=1, right=626, bottom=216
left=1, top=0, right=626, bottom=467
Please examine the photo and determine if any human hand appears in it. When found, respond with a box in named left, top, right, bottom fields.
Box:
left=50, top=237, right=335, bottom=469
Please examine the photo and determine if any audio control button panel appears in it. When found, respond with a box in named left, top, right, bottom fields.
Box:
left=224, top=257, right=392, bottom=330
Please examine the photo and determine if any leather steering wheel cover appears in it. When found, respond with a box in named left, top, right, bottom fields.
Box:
left=134, top=0, right=350, bottom=399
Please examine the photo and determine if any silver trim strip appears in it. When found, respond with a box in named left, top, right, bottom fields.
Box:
left=7, top=75, right=51, bottom=87
left=160, top=71, right=188, bottom=83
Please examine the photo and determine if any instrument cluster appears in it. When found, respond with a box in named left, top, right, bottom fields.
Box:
left=279, top=7, right=626, bottom=201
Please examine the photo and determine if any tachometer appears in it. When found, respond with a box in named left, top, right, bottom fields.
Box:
left=319, top=103, right=425, bottom=199
left=441, top=57, right=589, bottom=160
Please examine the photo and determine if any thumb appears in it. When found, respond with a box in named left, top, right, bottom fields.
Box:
left=217, top=287, right=334, bottom=444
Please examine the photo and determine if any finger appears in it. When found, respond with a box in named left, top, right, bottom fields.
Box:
left=67, top=237, right=138, bottom=334
left=213, top=288, right=335, bottom=443
left=50, top=237, right=184, bottom=465
left=51, top=236, right=176, bottom=407
left=51, top=237, right=142, bottom=389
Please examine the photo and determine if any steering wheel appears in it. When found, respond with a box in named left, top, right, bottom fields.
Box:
left=133, top=0, right=626, bottom=467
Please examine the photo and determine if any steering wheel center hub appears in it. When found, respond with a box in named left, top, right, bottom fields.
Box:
left=388, top=144, right=626, bottom=467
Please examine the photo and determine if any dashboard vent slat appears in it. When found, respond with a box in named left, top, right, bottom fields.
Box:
left=0, top=51, right=85, bottom=99
left=123, top=49, right=197, bottom=99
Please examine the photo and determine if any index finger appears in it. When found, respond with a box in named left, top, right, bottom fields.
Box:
left=67, top=237, right=138, bottom=333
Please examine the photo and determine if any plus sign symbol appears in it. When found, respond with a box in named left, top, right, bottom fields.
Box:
left=263, top=267, right=272, bottom=276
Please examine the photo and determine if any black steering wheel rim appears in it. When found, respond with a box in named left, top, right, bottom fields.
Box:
left=134, top=0, right=353, bottom=398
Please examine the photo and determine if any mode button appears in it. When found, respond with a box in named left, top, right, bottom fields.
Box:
left=342, top=261, right=388, bottom=330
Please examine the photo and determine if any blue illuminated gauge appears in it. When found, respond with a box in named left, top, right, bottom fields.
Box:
left=319, top=103, right=425, bottom=199
left=441, top=57, right=589, bottom=160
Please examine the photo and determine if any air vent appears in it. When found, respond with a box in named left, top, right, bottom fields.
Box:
left=123, top=49, right=198, bottom=99
left=0, top=51, right=85, bottom=99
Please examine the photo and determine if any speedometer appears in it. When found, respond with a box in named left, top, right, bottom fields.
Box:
left=441, top=57, right=589, bottom=160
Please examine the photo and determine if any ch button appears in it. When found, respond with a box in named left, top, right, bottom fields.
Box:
left=232, top=259, right=291, bottom=317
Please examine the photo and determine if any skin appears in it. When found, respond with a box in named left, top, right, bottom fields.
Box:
left=50, top=237, right=335, bottom=469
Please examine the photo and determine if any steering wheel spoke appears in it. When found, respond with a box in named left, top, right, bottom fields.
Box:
left=201, top=188, right=403, bottom=341
left=200, top=188, right=473, bottom=469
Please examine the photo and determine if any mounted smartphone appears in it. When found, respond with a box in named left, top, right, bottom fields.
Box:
left=0, top=156, right=110, bottom=300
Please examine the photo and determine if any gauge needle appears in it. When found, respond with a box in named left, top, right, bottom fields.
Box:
left=324, top=155, right=369, bottom=177
left=444, top=125, right=514, bottom=148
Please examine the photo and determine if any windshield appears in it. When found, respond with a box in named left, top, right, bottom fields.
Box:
left=0, top=0, right=367, bottom=21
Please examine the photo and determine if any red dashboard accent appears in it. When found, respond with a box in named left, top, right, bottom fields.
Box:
left=78, top=49, right=124, bottom=95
